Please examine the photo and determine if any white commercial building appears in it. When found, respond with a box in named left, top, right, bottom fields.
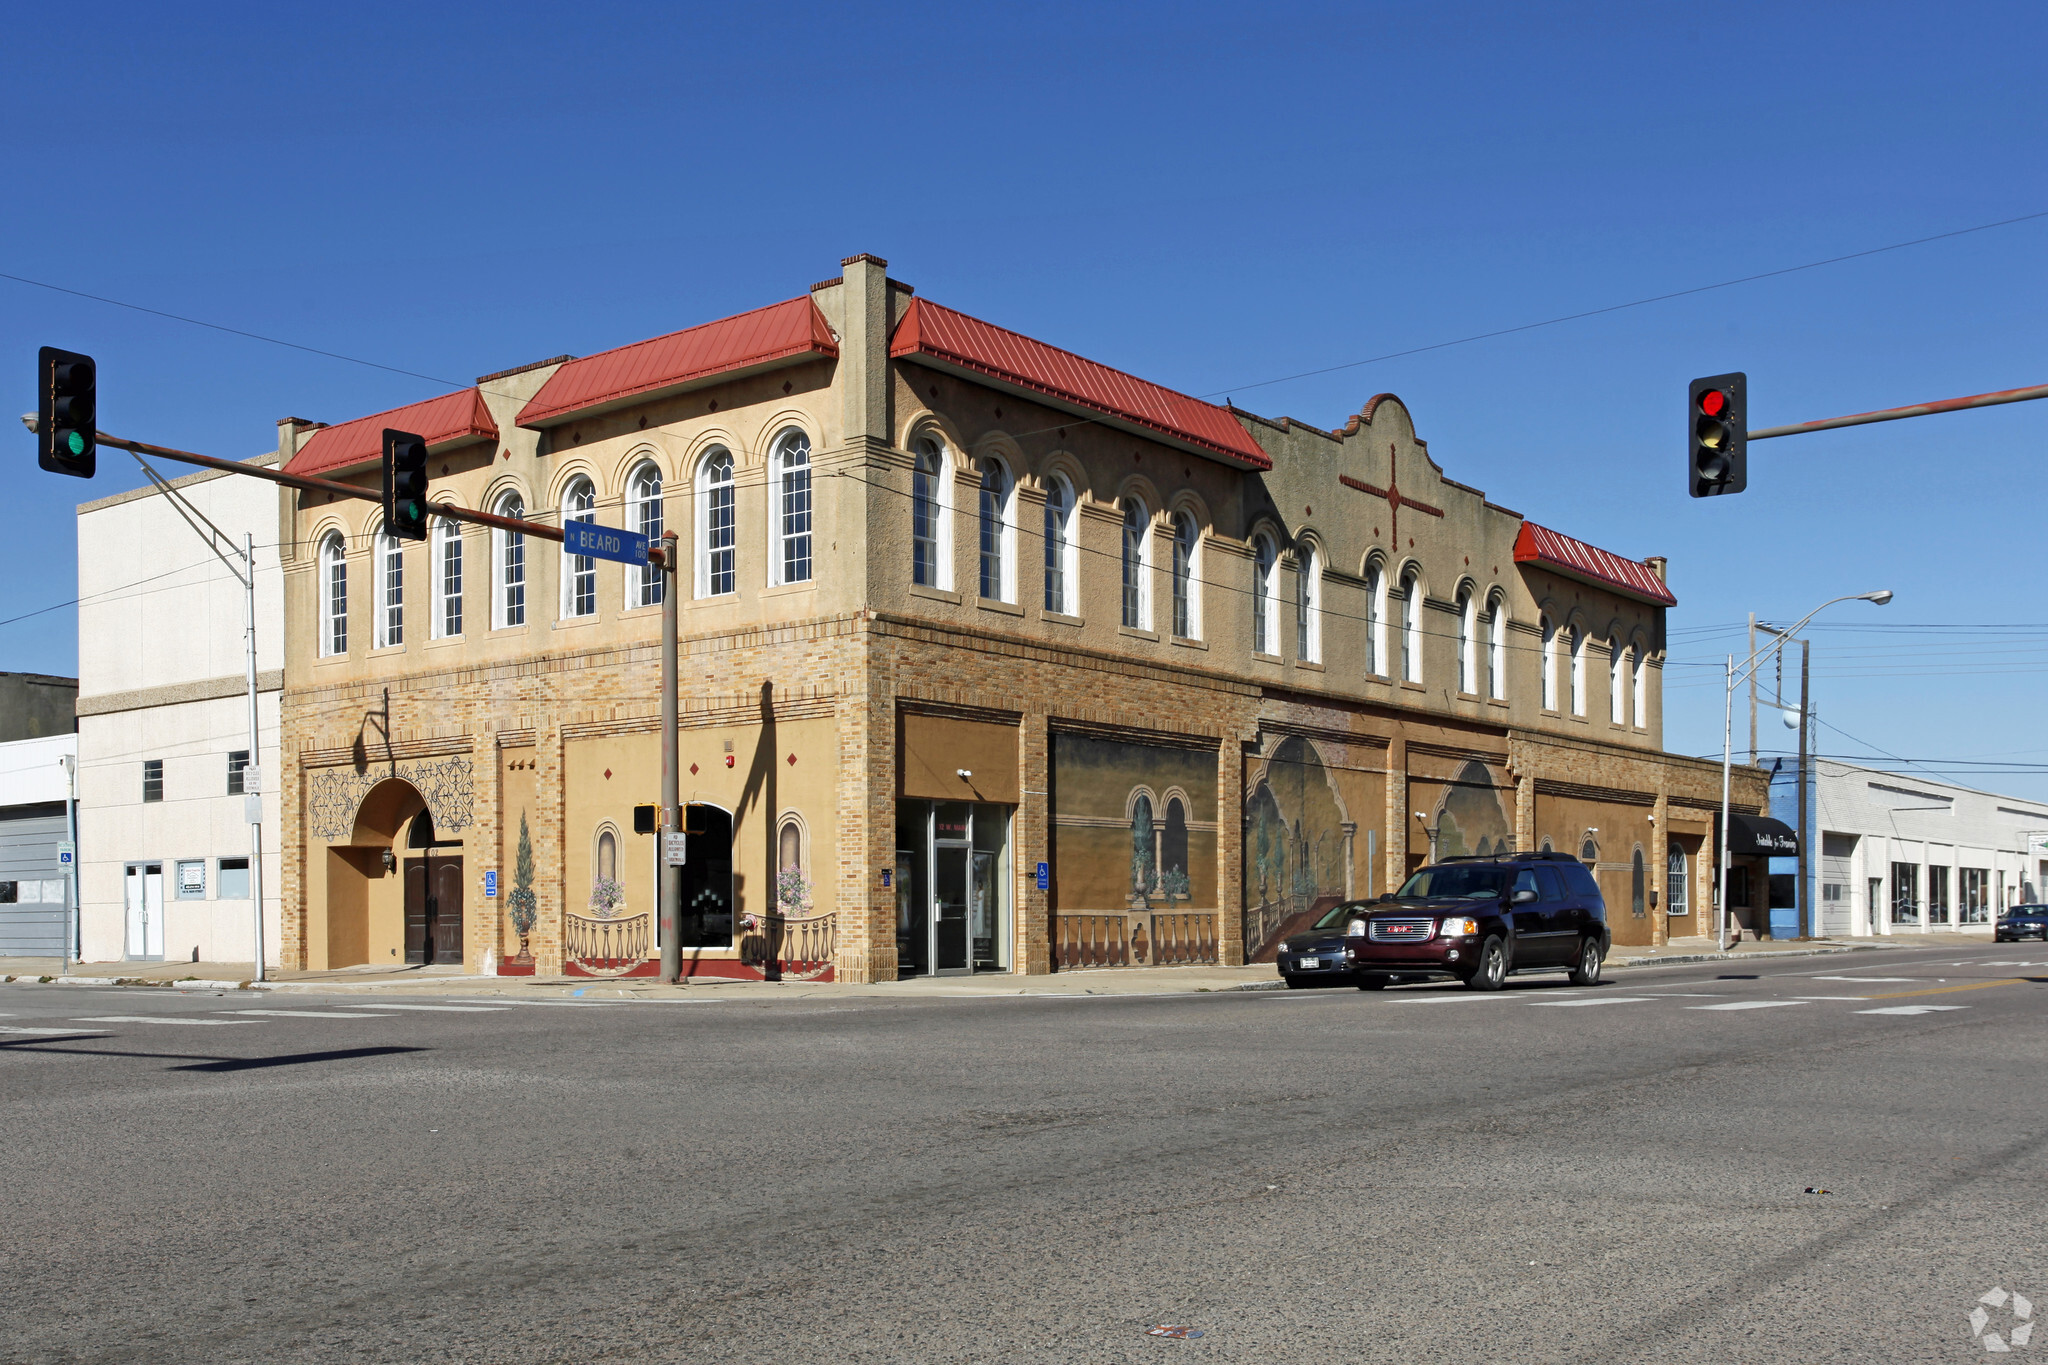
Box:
left=75, top=456, right=283, bottom=966
left=1775, top=758, right=2046, bottom=938
left=0, top=733, right=78, bottom=956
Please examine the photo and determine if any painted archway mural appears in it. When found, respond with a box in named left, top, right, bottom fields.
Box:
left=1243, top=734, right=1351, bottom=963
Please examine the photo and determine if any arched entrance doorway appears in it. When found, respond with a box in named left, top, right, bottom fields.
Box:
left=402, top=809, right=465, bottom=966
left=325, top=778, right=464, bottom=969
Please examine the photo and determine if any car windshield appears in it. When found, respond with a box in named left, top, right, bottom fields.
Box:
left=1312, top=903, right=1373, bottom=930
left=1396, top=864, right=1509, bottom=900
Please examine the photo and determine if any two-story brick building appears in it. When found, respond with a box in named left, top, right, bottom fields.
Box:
left=274, top=254, right=1767, bottom=982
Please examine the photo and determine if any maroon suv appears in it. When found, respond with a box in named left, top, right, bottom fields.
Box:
left=1293, top=852, right=1609, bottom=991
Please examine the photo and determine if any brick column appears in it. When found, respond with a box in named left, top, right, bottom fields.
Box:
left=1217, top=734, right=1246, bottom=966
left=1017, top=712, right=1051, bottom=974
left=1386, top=736, right=1409, bottom=887
left=834, top=637, right=896, bottom=983
left=1651, top=792, right=1670, bottom=948
left=534, top=722, right=565, bottom=976
left=1515, top=771, right=1536, bottom=856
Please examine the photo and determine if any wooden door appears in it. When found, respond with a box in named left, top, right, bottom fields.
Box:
left=430, top=857, right=464, bottom=966
left=404, top=860, right=428, bottom=964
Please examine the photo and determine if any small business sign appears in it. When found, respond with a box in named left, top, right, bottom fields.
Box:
left=1035, top=860, right=1049, bottom=890
left=484, top=870, right=498, bottom=898
left=565, top=522, right=649, bottom=566
left=663, top=833, right=688, bottom=867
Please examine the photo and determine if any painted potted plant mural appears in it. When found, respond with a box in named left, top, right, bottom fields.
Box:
left=506, top=812, right=538, bottom=970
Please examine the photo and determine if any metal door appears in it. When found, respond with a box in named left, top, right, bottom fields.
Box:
left=932, top=845, right=970, bottom=974
left=124, top=863, right=164, bottom=960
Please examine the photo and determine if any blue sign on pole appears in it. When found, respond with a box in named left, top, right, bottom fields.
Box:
left=484, top=870, right=498, bottom=898
left=1035, top=861, right=1049, bottom=890
left=564, top=522, right=649, bottom=566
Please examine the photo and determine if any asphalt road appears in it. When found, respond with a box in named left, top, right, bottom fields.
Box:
left=2, top=945, right=2043, bottom=1365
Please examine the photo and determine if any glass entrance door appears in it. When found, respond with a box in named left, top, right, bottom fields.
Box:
left=934, top=844, right=970, bottom=973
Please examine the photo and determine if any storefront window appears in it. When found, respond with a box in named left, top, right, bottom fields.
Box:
left=1891, top=861, right=1919, bottom=925
left=896, top=800, right=1011, bottom=976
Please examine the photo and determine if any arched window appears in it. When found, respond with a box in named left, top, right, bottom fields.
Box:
left=1130, top=791, right=1156, bottom=893
left=596, top=828, right=617, bottom=883
left=627, top=462, right=663, bottom=608
left=1296, top=544, right=1320, bottom=662
left=1632, top=644, right=1648, bottom=728
left=778, top=818, right=804, bottom=873
left=1120, top=497, right=1150, bottom=630
left=431, top=516, right=463, bottom=639
left=318, top=532, right=348, bottom=657
left=1610, top=638, right=1627, bottom=724
left=912, top=439, right=946, bottom=588
left=1667, top=846, right=1689, bottom=917
left=1455, top=585, right=1475, bottom=694
left=1401, top=569, right=1422, bottom=683
left=1172, top=511, right=1201, bottom=640
left=1488, top=595, right=1507, bottom=701
left=560, top=477, right=596, bottom=619
left=1365, top=562, right=1387, bottom=676
left=1540, top=837, right=1554, bottom=855
left=977, top=459, right=1014, bottom=602
left=492, top=492, right=526, bottom=629
left=1042, top=474, right=1075, bottom=614
left=1580, top=834, right=1598, bottom=865
left=1631, top=847, right=1646, bottom=917
left=375, top=525, right=405, bottom=648
left=1540, top=614, right=1557, bottom=710
left=770, top=428, right=812, bottom=585
left=697, top=449, right=736, bottom=598
left=1251, top=533, right=1278, bottom=654
left=1569, top=625, right=1586, bottom=716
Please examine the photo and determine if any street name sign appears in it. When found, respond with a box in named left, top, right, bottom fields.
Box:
left=565, top=522, right=649, bottom=566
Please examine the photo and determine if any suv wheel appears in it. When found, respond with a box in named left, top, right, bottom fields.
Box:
left=1463, top=937, right=1507, bottom=992
left=1567, top=937, right=1603, bottom=987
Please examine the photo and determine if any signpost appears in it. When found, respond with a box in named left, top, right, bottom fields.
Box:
left=565, top=522, right=649, bottom=566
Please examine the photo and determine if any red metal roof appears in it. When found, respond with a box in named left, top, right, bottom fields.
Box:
left=889, top=298, right=1270, bottom=470
left=517, top=296, right=838, bottom=428
left=286, top=388, right=498, bottom=478
left=1513, top=521, right=1676, bottom=607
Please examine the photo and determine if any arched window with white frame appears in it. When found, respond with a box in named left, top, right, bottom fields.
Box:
left=1632, top=641, right=1649, bottom=728
left=770, top=428, right=812, bottom=585
left=697, top=448, right=735, bottom=598
left=1171, top=510, right=1201, bottom=640
left=1609, top=637, right=1626, bottom=723
left=375, top=524, right=405, bottom=648
left=431, top=516, right=463, bottom=639
left=626, top=461, right=664, bottom=609
left=1540, top=614, right=1557, bottom=710
left=912, top=438, right=948, bottom=588
left=1569, top=625, right=1586, bottom=716
left=492, top=491, right=526, bottom=629
left=1488, top=594, right=1507, bottom=700
left=1120, top=496, right=1151, bottom=630
left=1042, top=474, right=1075, bottom=614
left=1455, top=585, right=1475, bottom=693
left=1295, top=543, right=1321, bottom=662
left=1400, top=568, right=1422, bottom=683
left=977, top=458, right=1015, bottom=602
left=1251, top=532, right=1278, bottom=655
left=1365, top=561, right=1387, bottom=676
left=318, top=531, right=348, bottom=657
left=560, top=476, right=596, bottom=619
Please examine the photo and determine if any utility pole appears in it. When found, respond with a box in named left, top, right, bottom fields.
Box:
left=658, top=532, right=680, bottom=984
left=1796, top=638, right=1810, bottom=940
left=242, top=531, right=266, bottom=981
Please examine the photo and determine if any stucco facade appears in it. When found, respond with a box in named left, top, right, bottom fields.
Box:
left=276, top=255, right=1767, bottom=982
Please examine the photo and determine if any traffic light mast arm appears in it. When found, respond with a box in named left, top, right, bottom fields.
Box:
left=93, top=430, right=570, bottom=545
left=1748, top=379, right=2048, bottom=441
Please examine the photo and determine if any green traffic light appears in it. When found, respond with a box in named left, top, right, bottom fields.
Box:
left=67, top=431, right=85, bottom=455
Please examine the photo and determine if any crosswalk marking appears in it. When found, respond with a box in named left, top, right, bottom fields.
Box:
left=1689, top=1001, right=1807, bottom=1011
left=224, top=1010, right=394, bottom=1019
left=73, top=1015, right=259, bottom=1027
left=1857, top=1005, right=1970, bottom=1016
left=340, top=1003, right=504, bottom=1012
left=0, top=1025, right=109, bottom=1035
left=1526, top=997, right=1653, bottom=1007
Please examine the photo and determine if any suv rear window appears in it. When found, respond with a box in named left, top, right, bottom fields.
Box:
left=1560, top=861, right=1604, bottom=906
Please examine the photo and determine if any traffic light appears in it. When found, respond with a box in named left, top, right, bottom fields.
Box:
left=1688, top=372, right=1746, bottom=497
left=382, top=428, right=429, bottom=540
left=37, top=347, right=97, bottom=478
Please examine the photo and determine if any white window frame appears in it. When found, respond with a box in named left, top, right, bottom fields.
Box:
left=374, top=526, right=404, bottom=649
left=1610, top=638, right=1627, bottom=724
left=1401, top=569, right=1422, bottom=683
left=697, top=449, right=736, bottom=599
left=1042, top=473, right=1075, bottom=614
left=1296, top=543, right=1320, bottom=662
left=977, top=457, right=1015, bottom=603
left=1488, top=595, right=1507, bottom=701
left=1251, top=532, right=1278, bottom=655
left=1120, top=497, right=1152, bottom=631
left=1540, top=615, right=1557, bottom=710
left=1365, top=562, right=1386, bottom=676
left=769, top=428, right=813, bottom=586
left=431, top=516, right=463, bottom=640
left=560, top=477, right=597, bottom=619
left=1569, top=626, right=1586, bottom=716
left=492, top=492, right=526, bottom=629
left=1171, top=511, right=1202, bottom=641
left=1633, top=643, right=1648, bottom=728
left=319, top=531, right=348, bottom=657
left=626, top=461, right=664, bottom=609
left=1455, top=586, right=1475, bottom=694
left=912, top=438, right=951, bottom=589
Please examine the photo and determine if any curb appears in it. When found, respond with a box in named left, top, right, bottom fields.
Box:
left=1610, top=944, right=1875, bottom=969
left=1, top=974, right=260, bottom=990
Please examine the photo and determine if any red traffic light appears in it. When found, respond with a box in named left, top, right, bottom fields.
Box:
left=1696, top=388, right=1728, bottom=418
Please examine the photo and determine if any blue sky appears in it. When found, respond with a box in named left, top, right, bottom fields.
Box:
left=5, top=1, right=2045, bottom=796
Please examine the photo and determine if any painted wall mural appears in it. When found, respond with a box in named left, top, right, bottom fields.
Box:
left=1050, top=732, right=1217, bottom=912
left=1243, top=735, right=1354, bottom=963
left=1432, top=759, right=1513, bottom=859
left=307, top=757, right=476, bottom=841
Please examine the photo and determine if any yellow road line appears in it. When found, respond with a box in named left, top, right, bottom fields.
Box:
left=1869, top=977, right=2037, bottom=1000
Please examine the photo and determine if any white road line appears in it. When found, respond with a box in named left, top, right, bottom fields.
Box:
left=1627, top=992, right=1727, bottom=998
left=73, top=1015, right=261, bottom=1027
left=1811, top=976, right=1923, bottom=983
left=337, top=1004, right=504, bottom=1012
left=1526, top=997, right=1654, bottom=1007
left=0, top=1025, right=108, bottom=1035
left=1856, top=1005, right=1970, bottom=1016
left=1688, top=1001, right=1808, bottom=1012
left=224, top=1010, right=395, bottom=1019
left=1793, top=995, right=1871, bottom=1000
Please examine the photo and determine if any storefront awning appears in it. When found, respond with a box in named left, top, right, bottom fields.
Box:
left=1720, top=812, right=1799, bottom=857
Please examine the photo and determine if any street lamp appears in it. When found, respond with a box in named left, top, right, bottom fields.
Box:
left=1717, top=590, right=1892, bottom=950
